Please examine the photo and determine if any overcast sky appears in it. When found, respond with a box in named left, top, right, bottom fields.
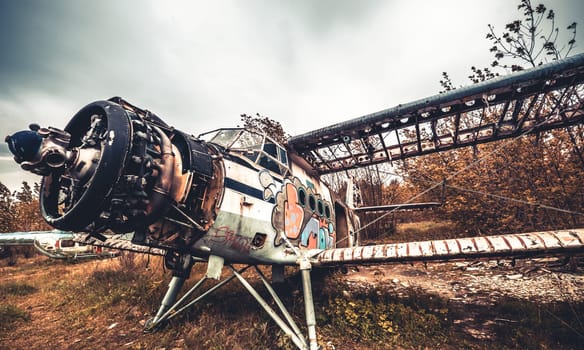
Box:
left=0, top=0, right=582, bottom=190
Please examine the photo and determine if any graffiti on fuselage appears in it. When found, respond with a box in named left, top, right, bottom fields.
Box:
left=206, top=225, right=252, bottom=254
left=259, top=171, right=335, bottom=249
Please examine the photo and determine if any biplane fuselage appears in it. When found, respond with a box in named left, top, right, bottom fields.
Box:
left=180, top=128, right=360, bottom=265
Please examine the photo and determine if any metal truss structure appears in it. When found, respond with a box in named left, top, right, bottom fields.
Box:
left=289, top=53, right=584, bottom=174
left=144, top=257, right=319, bottom=350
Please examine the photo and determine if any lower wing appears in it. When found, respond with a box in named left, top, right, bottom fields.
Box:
left=313, top=228, right=584, bottom=267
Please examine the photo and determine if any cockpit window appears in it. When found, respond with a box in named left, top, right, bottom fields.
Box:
left=206, top=129, right=241, bottom=148
left=259, top=142, right=280, bottom=173
left=263, top=143, right=278, bottom=157
left=278, top=146, right=288, bottom=165
left=258, top=142, right=290, bottom=175
left=202, top=128, right=290, bottom=176
left=232, top=132, right=263, bottom=150
left=203, top=129, right=264, bottom=151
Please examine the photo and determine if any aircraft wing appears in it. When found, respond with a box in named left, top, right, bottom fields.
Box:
left=0, top=231, right=74, bottom=245
left=0, top=230, right=76, bottom=259
left=288, top=53, right=584, bottom=174
left=311, top=228, right=584, bottom=267
left=0, top=230, right=166, bottom=258
left=72, top=234, right=166, bottom=256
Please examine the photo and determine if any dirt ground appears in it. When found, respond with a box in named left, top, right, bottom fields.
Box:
left=0, top=257, right=141, bottom=350
left=343, top=257, right=584, bottom=304
left=341, top=256, right=584, bottom=342
left=1, top=255, right=583, bottom=349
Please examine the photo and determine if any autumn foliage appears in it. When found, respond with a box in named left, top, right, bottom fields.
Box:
left=0, top=181, right=51, bottom=233
left=403, top=127, right=584, bottom=235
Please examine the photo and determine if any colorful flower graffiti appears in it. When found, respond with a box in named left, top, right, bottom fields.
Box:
left=259, top=171, right=335, bottom=249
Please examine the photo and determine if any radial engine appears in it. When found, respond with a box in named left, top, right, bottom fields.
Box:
left=5, top=97, right=224, bottom=252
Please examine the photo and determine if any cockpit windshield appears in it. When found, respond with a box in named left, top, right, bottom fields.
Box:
left=200, top=128, right=290, bottom=176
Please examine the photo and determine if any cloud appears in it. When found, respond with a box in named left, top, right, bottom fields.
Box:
left=0, top=0, right=582, bottom=191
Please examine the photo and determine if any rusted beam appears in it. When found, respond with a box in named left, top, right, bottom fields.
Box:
left=289, top=53, right=584, bottom=175
left=72, top=233, right=167, bottom=256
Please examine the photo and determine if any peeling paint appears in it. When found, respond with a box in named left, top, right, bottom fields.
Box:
left=107, top=129, right=115, bottom=146
left=313, top=229, right=584, bottom=266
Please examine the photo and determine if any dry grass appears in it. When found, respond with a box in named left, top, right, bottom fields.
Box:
left=0, top=282, right=37, bottom=297
left=398, top=220, right=454, bottom=235
left=0, top=304, right=30, bottom=333
left=363, top=220, right=458, bottom=244
left=1, top=252, right=584, bottom=349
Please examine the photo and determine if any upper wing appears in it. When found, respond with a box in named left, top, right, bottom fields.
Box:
left=311, top=228, right=584, bottom=267
left=288, top=53, right=584, bottom=174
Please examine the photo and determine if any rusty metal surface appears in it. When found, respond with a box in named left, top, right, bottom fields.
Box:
left=288, top=53, right=584, bottom=174
left=313, top=229, right=584, bottom=266
left=72, top=234, right=166, bottom=256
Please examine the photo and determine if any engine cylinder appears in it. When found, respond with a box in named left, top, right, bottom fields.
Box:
left=6, top=98, right=221, bottom=251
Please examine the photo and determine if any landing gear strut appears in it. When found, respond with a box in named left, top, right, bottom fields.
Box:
left=144, top=252, right=195, bottom=332
left=143, top=253, right=320, bottom=350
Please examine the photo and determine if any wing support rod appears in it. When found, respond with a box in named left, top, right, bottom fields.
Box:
left=229, top=265, right=309, bottom=350
left=299, top=257, right=318, bottom=350
left=144, top=259, right=318, bottom=349
left=144, top=260, right=241, bottom=332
